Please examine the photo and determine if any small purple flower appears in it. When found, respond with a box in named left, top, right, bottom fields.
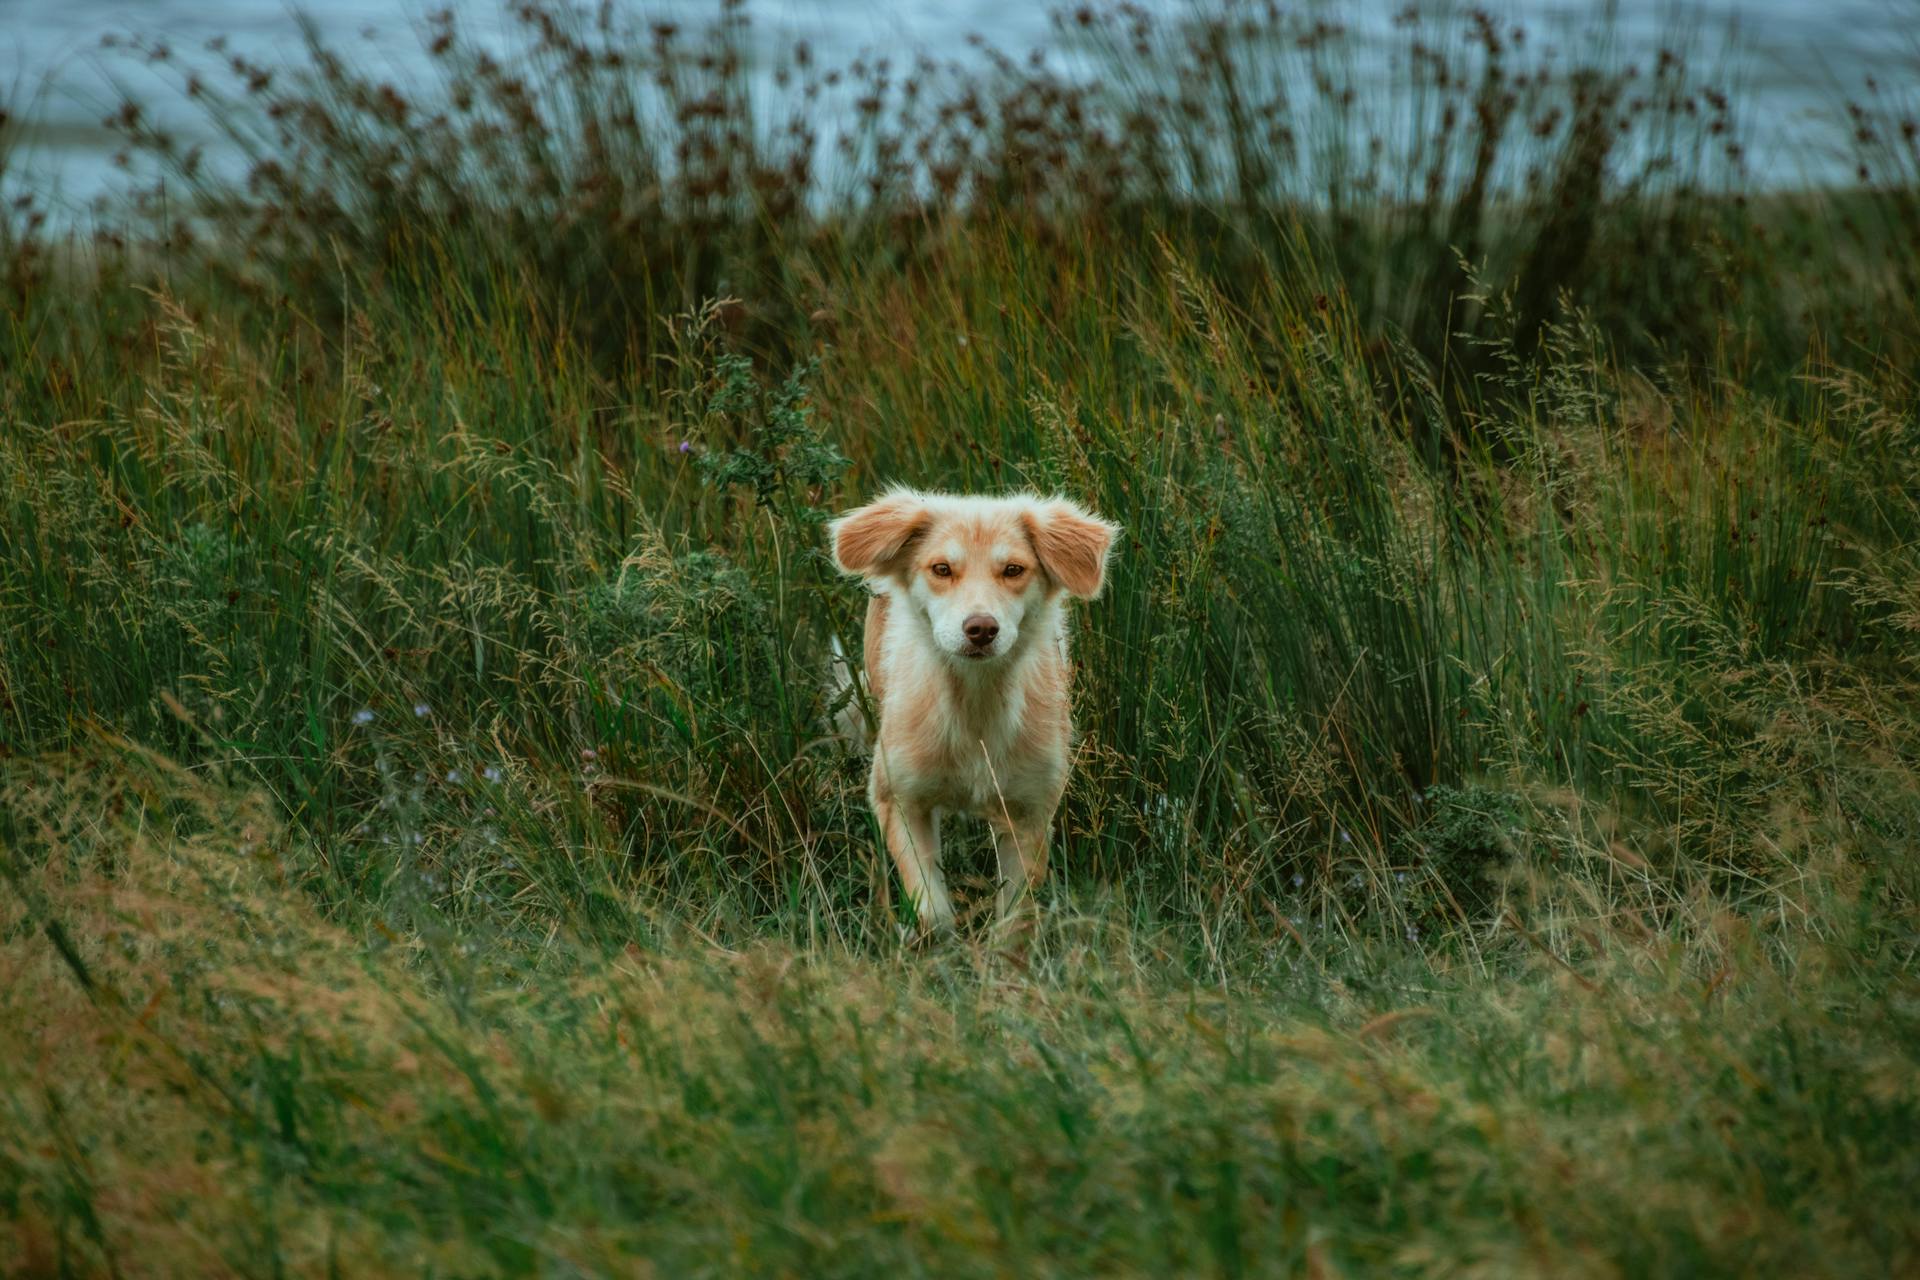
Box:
left=1291, top=873, right=1305, bottom=887
left=1339, top=829, right=1352, bottom=844
left=678, top=440, right=693, bottom=454
left=413, top=702, right=431, bottom=718
left=352, top=708, right=375, bottom=726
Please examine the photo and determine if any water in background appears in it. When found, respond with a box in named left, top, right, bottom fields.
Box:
left=3, top=0, right=1916, bottom=217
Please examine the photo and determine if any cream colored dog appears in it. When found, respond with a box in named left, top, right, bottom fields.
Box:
left=829, top=488, right=1118, bottom=938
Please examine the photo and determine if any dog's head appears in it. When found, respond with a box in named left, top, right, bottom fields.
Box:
left=830, top=488, right=1119, bottom=665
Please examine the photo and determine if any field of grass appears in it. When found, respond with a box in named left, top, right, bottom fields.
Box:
left=4, top=2, right=1920, bottom=1275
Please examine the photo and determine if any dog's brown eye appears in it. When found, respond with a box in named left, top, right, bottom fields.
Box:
left=1003, top=563, right=1026, bottom=579
left=930, top=562, right=952, bottom=578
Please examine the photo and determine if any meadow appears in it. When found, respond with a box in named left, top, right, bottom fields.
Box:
left=3, top=2, right=1919, bottom=1274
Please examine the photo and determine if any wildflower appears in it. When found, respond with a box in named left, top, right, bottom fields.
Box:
left=581, top=747, right=598, bottom=762
left=1291, top=873, right=1305, bottom=887
left=678, top=440, right=693, bottom=454
left=352, top=708, right=375, bottom=725
left=482, top=765, right=503, bottom=783
left=1406, top=925, right=1421, bottom=942
left=1395, top=871, right=1407, bottom=883
left=413, top=702, right=431, bottom=718
left=1339, top=829, right=1352, bottom=844
left=446, top=769, right=462, bottom=784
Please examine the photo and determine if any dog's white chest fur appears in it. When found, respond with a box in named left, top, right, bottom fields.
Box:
left=878, top=621, right=1045, bottom=813
left=924, top=681, right=1028, bottom=812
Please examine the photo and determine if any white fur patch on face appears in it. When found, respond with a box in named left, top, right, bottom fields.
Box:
left=901, top=512, right=1043, bottom=663
left=913, top=570, right=1028, bottom=660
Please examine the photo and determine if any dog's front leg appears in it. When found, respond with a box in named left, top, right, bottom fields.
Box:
left=875, top=791, right=954, bottom=938
left=989, top=808, right=1052, bottom=943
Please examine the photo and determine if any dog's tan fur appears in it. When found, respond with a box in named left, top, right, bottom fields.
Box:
left=830, top=488, right=1118, bottom=938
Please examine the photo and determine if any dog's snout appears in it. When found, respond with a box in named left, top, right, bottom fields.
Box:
left=963, top=614, right=1000, bottom=646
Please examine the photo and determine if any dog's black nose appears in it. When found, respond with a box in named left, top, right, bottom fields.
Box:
left=963, top=614, right=999, bottom=646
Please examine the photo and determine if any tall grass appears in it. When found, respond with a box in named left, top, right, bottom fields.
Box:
left=3, top=2, right=1919, bottom=1273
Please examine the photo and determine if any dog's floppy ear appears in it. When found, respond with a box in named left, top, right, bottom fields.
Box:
left=1025, top=498, right=1119, bottom=598
left=830, top=490, right=931, bottom=577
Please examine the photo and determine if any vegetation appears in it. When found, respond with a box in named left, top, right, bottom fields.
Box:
left=3, top=2, right=1918, bottom=1274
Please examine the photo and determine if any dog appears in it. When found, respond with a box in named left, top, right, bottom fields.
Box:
left=829, top=487, right=1119, bottom=939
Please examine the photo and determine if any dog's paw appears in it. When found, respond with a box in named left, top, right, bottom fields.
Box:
left=899, top=917, right=956, bottom=951
left=988, top=908, right=1039, bottom=967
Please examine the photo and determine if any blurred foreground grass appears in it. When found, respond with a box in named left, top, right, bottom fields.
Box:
left=4, top=741, right=1917, bottom=1275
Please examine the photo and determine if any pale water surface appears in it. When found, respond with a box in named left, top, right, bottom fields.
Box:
left=3, top=0, right=1915, bottom=215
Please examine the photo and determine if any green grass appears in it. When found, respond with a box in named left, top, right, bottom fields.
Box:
left=4, top=2, right=1920, bottom=1274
